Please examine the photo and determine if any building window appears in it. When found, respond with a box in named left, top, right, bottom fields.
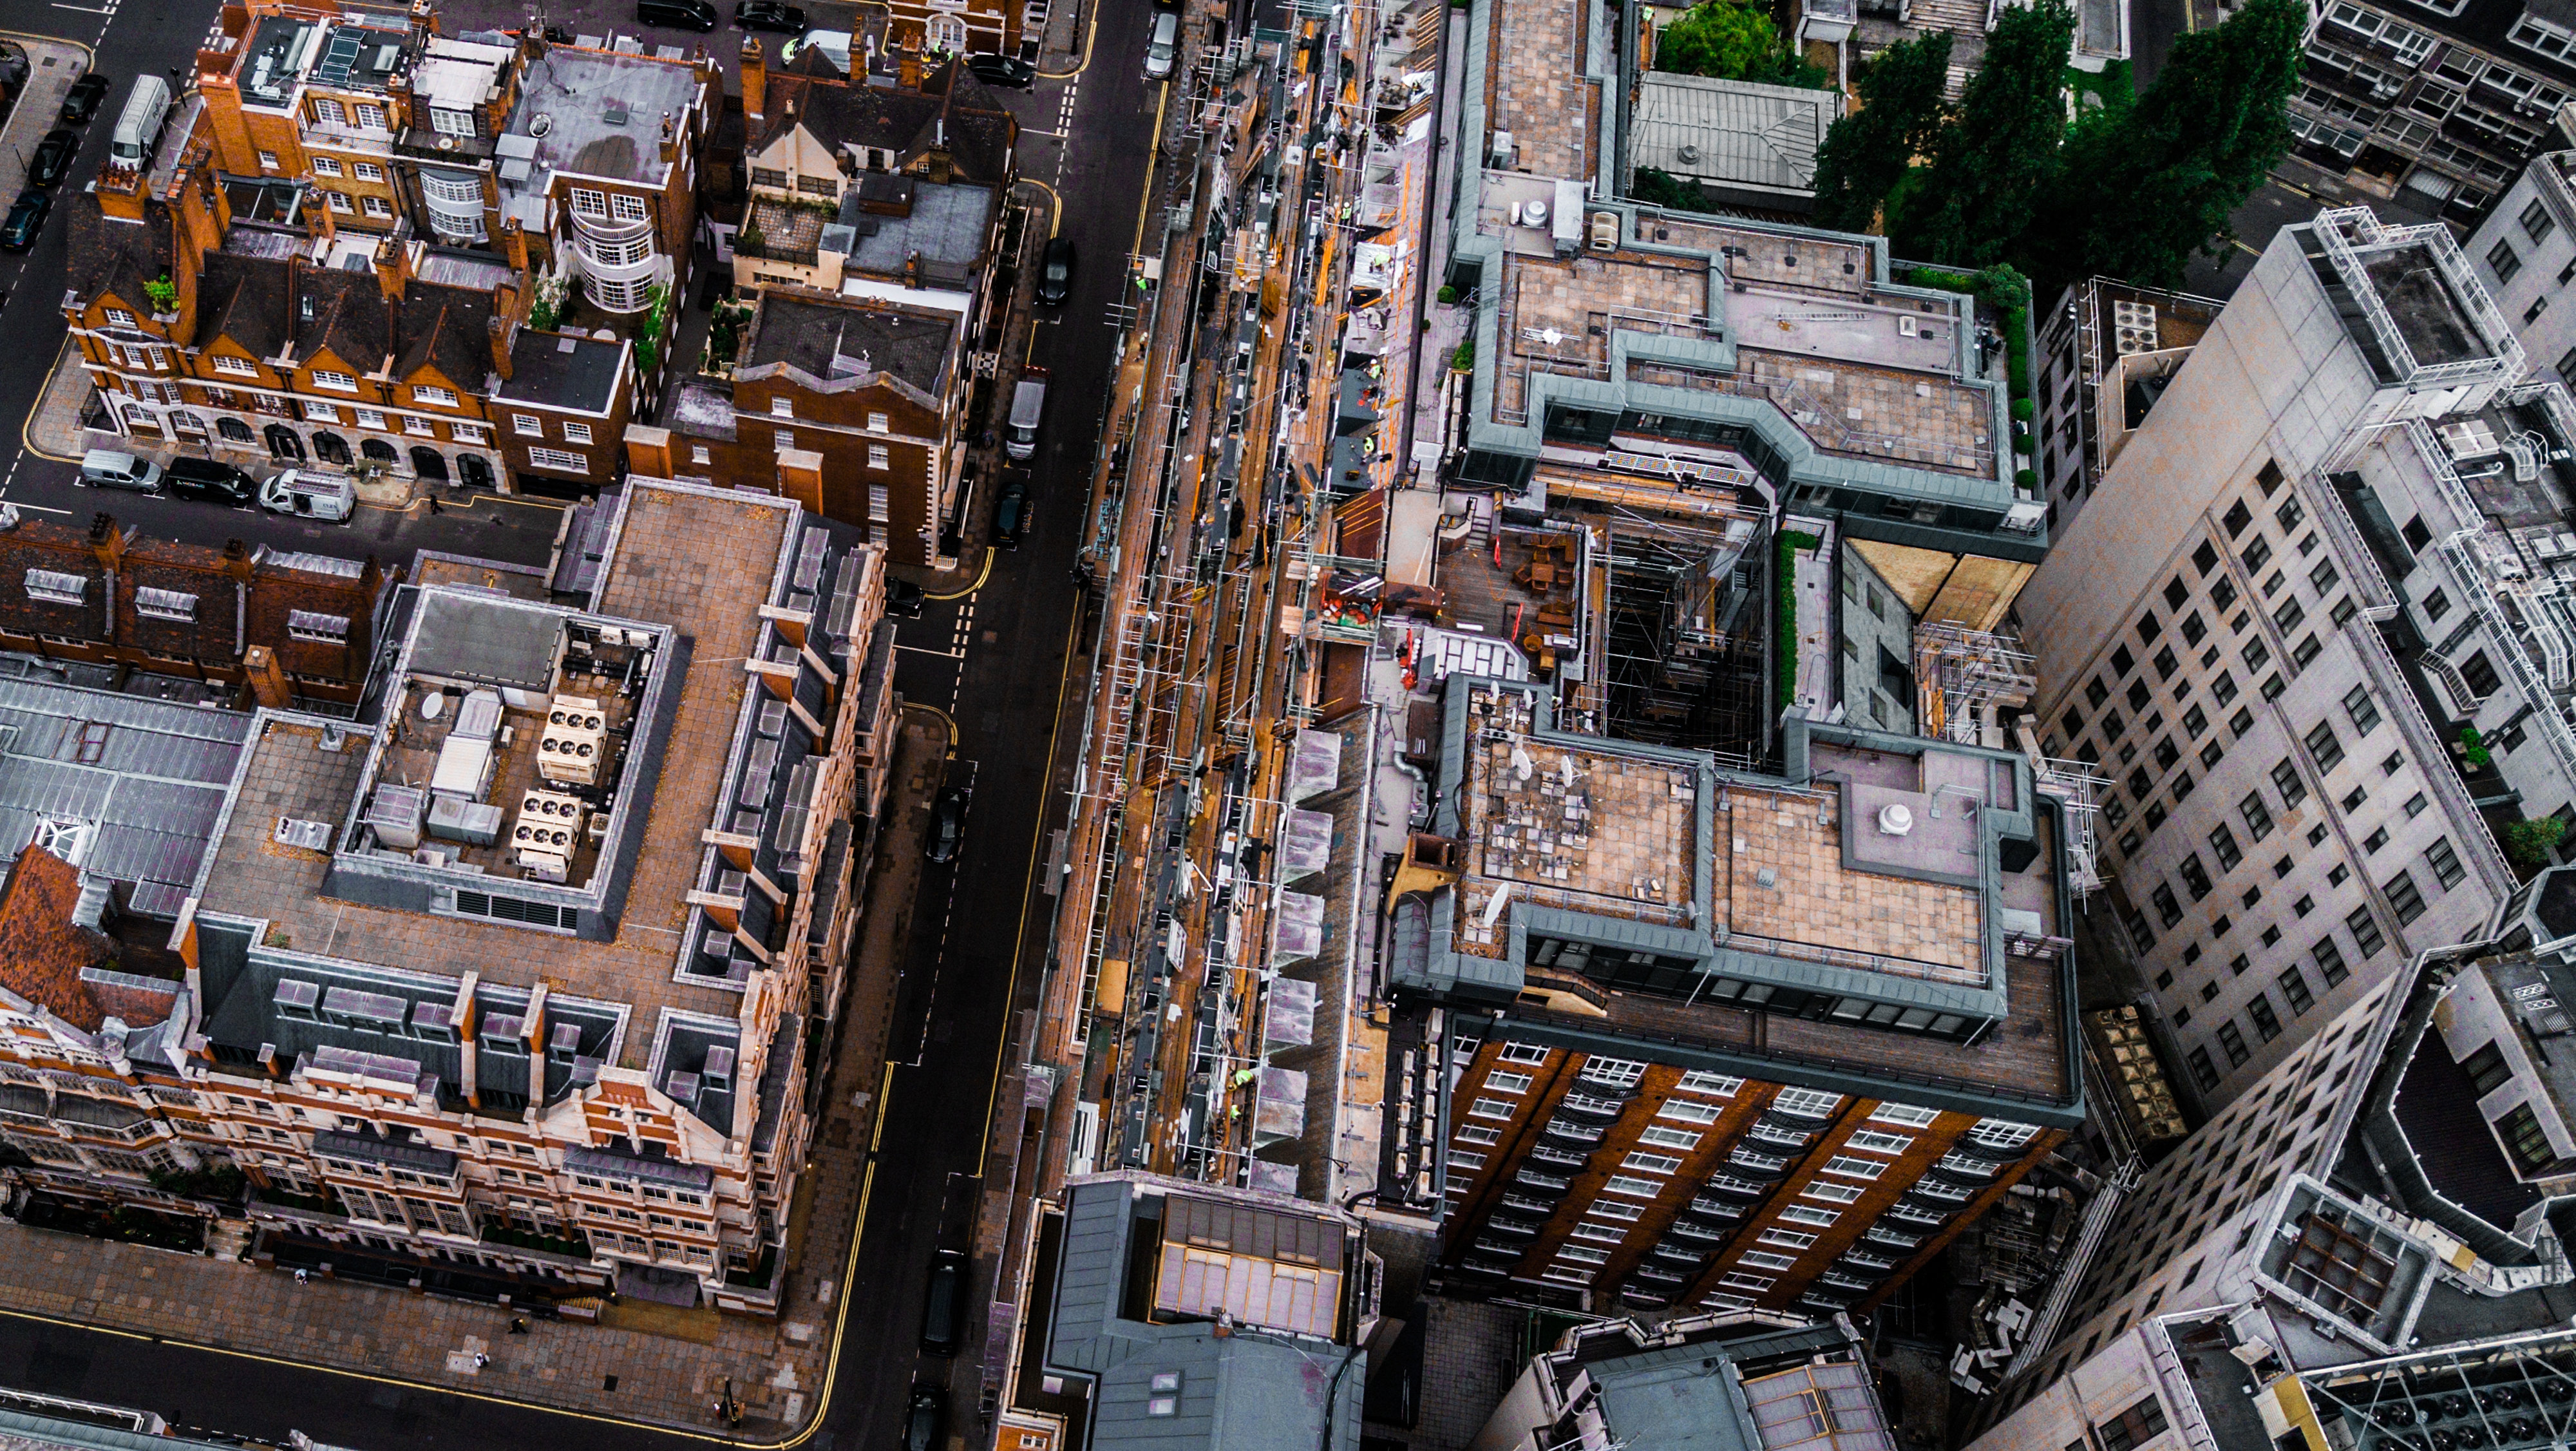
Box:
left=563, top=421, right=594, bottom=445
left=1820, top=1156, right=1883, bottom=1180
left=1468, top=1096, right=1513, bottom=1120
left=1621, top=1152, right=1683, bottom=1175
left=868, top=444, right=891, bottom=470
left=430, top=106, right=475, bottom=137
left=2383, top=869, right=2428, bottom=925
left=2278, top=967, right=2315, bottom=1015
left=354, top=408, right=387, bottom=430
left=1580, top=1057, right=1649, bottom=1088
left=1636, top=1124, right=1700, bottom=1150
left=2095, top=1398, right=2171, bottom=1451
left=1780, top=1203, right=1841, bottom=1228
left=1843, top=1130, right=1913, bottom=1156
left=2217, top=1021, right=2251, bottom=1068
left=304, top=401, right=341, bottom=424
left=24, top=569, right=86, bottom=605
left=2490, top=238, right=2524, bottom=283
left=362, top=195, right=391, bottom=218
left=413, top=384, right=457, bottom=407
left=310, top=369, right=357, bottom=392
left=212, top=354, right=258, bottom=377
left=134, top=587, right=197, bottom=621
left=1676, top=1071, right=1741, bottom=1095
left=2248, top=993, right=2282, bottom=1042
left=403, top=415, right=434, bottom=437
left=2315, top=934, right=2351, bottom=985
left=1738, top=1250, right=1800, bottom=1271
left=452, top=422, right=489, bottom=446
left=514, top=415, right=544, bottom=437
left=258, top=150, right=279, bottom=171
left=526, top=446, right=588, bottom=473
left=1773, top=1088, right=1842, bottom=1117
left=1800, top=1179, right=1864, bottom=1204
left=570, top=187, right=609, bottom=219
left=1600, top=1174, right=1662, bottom=1198
left=355, top=102, right=388, bottom=129
left=287, top=610, right=350, bottom=643
left=2498, top=1103, right=2556, bottom=1173
left=2463, top=1041, right=2513, bottom=1097
left=312, top=155, right=345, bottom=176
left=2186, top=1047, right=2219, bottom=1092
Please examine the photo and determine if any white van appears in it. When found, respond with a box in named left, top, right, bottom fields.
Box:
left=109, top=75, right=171, bottom=170
left=1006, top=369, right=1048, bottom=461
left=79, top=448, right=163, bottom=492
left=261, top=469, right=355, bottom=522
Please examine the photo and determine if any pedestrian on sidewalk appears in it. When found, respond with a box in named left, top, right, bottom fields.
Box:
left=507, top=1318, right=528, bottom=1334
left=427, top=495, right=443, bottom=515
left=473, top=1351, right=489, bottom=1369
left=292, top=1268, right=308, bottom=1285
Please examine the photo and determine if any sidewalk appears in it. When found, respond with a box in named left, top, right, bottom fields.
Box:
left=0, top=711, right=950, bottom=1441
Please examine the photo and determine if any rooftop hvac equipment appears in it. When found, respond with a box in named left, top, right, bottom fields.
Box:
left=426, top=794, right=506, bottom=847
left=2441, top=418, right=2501, bottom=459
left=538, top=694, right=608, bottom=786
left=368, top=782, right=429, bottom=851
left=2110, top=299, right=2159, bottom=356
left=431, top=731, right=496, bottom=801
left=510, top=788, right=587, bottom=880
left=451, top=688, right=504, bottom=743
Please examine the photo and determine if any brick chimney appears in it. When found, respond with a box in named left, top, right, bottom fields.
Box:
left=86, top=513, right=124, bottom=573
left=500, top=215, right=529, bottom=275
left=659, top=111, right=678, bottom=166
left=221, top=538, right=254, bottom=582
left=243, top=645, right=290, bottom=709
left=374, top=234, right=413, bottom=303
left=776, top=447, right=824, bottom=513
left=898, top=38, right=921, bottom=89
left=740, top=35, right=766, bottom=124
left=625, top=423, right=675, bottom=479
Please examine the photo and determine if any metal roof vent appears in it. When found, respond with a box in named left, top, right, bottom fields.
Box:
left=1876, top=803, right=1914, bottom=837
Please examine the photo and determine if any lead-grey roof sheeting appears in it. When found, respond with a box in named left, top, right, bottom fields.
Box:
left=0, top=678, right=245, bottom=908
left=407, top=591, right=565, bottom=690
left=1631, top=73, right=1843, bottom=196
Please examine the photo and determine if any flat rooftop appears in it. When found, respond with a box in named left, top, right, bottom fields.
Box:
left=193, top=485, right=796, bottom=1070
left=500, top=47, right=702, bottom=195
left=1482, top=0, right=1596, bottom=187
left=1484, top=234, right=1993, bottom=477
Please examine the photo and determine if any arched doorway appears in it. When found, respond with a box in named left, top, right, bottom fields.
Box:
left=361, top=438, right=399, bottom=467
left=263, top=424, right=305, bottom=461
left=458, top=454, right=494, bottom=490
left=410, top=446, right=449, bottom=482
left=313, top=432, right=352, bottom=466
left=218, top=417, right=254, bottom=444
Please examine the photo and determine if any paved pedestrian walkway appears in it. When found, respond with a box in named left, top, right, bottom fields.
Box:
left=0, top=712, right=949, bottom=1441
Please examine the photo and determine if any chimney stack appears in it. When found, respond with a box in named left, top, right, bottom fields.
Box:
left=898, top=41, right=921, bottom=90
left=500, top=214, right=530, bottom=275
left=374, top=235, right=413, bottom=303
left=740, top=35, right=766, bottom=124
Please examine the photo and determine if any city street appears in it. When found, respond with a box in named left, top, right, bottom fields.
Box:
left=0, top=0, right=1144, bottom=1444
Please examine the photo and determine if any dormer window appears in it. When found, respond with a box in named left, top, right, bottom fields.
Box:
left=311, top=369, right=358, bottom=392
left=413, top=384, right=457, bottom=406
left=288, top=610, right=350, bottom=643
left=211, top=354, right=258, bottom=377
left=102, top=307, right=135, bottom=328
left=24, top=570, right=86, bottom=605
left=135, top=587, right=197, bottom=621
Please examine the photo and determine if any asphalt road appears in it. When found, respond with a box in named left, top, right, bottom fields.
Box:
left=0, top=0, right=1148, bottom=1444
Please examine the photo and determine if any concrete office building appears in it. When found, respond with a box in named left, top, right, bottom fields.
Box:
left=2467, top=149, right=2576, bottom=387
left=1959, top=866, right=2576, bottom=1451
left=2022, top=206, right=2548, bottom=1112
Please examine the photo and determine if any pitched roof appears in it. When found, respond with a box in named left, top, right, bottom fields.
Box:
left=755, top=61, right=1014, bottom=183
left=195, top=251, right=290, bottom=361
left=292, top=265, right=393, bottom=369
left=0, top=845, right=117, bottom=1032
left=62, top=193, right=175, bottom=310
left=393, top=282, right=497, bottom=390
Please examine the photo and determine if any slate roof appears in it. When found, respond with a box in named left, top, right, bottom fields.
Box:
left=393, top=283, right=497, bottom=390
left=757, top=61, right=1014, bottom=183
left=62, top=193, right=173, bottom=310
left=0, top=846, right=118, bottom=1031
left=741, top=292, right=953, bottom=399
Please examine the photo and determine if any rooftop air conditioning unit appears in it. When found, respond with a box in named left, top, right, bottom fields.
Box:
left=1490, top=129, right=1515, bottom=167
left=538, top=694, right=607, bottom=786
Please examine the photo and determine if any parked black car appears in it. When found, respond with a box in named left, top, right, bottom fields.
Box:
left=919, top=1249, right=967, bottom=1354
left=27, top=131, right=75, bottom=187
left=636, top=0, right=719, bottom=30
left=734, top=0, right=806, bottom=30
left=1, top=189, right=52, bottom=251
left=967, top=53, right=1036, bottom=86
left=904, top=1387, right=946, bottom=1451
left=59, top=73, right=110, bottom=125
left=164, top=457, right=258, bottom=505
left=885, top=576, right=926, bottom=618
left=1036, top=236, right=1075, bottom=307
left=925, top=788, right=969, bottom=865
left=993, top=475, right=1031, bottom=548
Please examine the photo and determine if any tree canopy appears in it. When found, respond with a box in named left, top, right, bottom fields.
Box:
left=1655, top=1, right=1832, bottom=89
left=1809, top=31, right=1952, bottom=234
left=1894, top=0, right=2074, bottom=267
left=2032, top=0, right=2303, bottom=287
left=1799, top=0, right=2303, bottom=292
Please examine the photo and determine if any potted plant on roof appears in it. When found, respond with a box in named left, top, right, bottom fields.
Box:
left=144, top=272, right=179, bottom=325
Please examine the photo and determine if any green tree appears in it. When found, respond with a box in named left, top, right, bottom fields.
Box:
left=1809, top=31, right=1952, bottom=234
left=2032, top=0, right=2301, bottom=289
left=1654, top=2, right=1830, bottom=87
left=1631, top=166, right=1719, bottom=214
left=1895, top=0, right=2074, bottom=266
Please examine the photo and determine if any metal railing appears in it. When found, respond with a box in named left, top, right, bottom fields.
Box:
left=2345, top=613, right=2518, bottom=895
left=2313, top=207, right=2524, bottom=388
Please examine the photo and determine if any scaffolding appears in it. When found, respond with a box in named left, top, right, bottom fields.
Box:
left=1596, top=510, right=1768, bottom=755
left=2029, top=751, right=2113, bottom=898
left=1913, top=621, right=2037, bottom=746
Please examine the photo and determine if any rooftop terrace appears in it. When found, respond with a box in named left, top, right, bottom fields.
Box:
left=191, top=484, right=799, bottom=1068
